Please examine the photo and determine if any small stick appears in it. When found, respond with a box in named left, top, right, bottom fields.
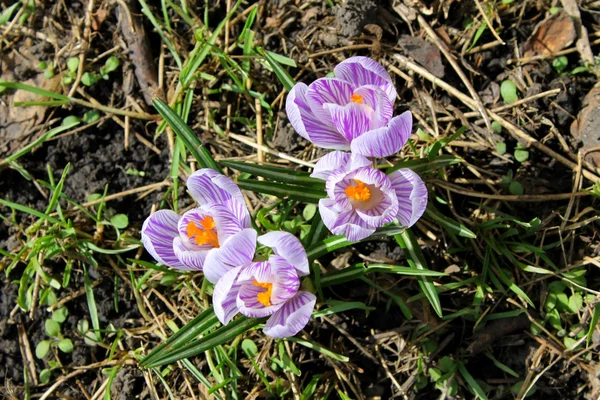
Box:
left=67, top=0, right=95, bottom=97
left=418, top=15, right=493, bottom=135
left=228, top=133, right=315, bottom=168
left=17, top=323, right=37, bottom=386
left=255, top=98, right=264, bottom=164
left=474, top=0, right=505, bottom=45
left=47, top=279, right=102, bottom=312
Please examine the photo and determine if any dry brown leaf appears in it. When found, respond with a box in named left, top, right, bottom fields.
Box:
left=570, top=86, right=600, bottom=166
left=523, top=11, right=576, bottom=57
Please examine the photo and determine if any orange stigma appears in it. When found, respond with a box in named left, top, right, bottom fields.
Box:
left=253, top=280, right=273, bottom=307
left=345, top=180, right=371, bottom=202
left=351, top=93, right=363, bottom=104
left=186, top=217, right=219, bottom=248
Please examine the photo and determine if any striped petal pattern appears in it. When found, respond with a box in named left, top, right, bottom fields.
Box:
left=211, top=235, right=315, bottom=339
left=388, top=168, right=428, bottom=228
left=141, top=210, right=187, bottom=269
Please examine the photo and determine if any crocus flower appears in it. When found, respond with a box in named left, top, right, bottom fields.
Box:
left=141, top=169, right=257, bottom=283
left=212, top=232, right=316, bottom=338
left=286, top=56, right=412, bottom=157
left=311, top=152, right=427, bottom=242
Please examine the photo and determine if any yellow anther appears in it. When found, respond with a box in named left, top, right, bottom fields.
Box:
left=350, top=93, right=363, bottom=104
left=186, top=217, right=219, bottom=248
left=345, top=180, right=371, bottom=202
left=253, top=280, right=273, bottom=307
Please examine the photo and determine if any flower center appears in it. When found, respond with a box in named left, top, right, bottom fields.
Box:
left=345, top=180, right=371, bottom=202
left=186, top=217, right=219, bottom=248
left=253, top=280, right=273, bottom=307
left=350, top=93, right=363, bottom=104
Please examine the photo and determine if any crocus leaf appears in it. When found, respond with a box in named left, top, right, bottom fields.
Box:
left=140, top=307, right=219, bottom=367
left=153, top=98, right=221, bottom=172
left=395, top=230, right=443, bottom=317
left=458, top=361, right=489, bottom=400
left=236, top=179, right=325, bottom=203
left=143, top=316, right=261, bottom=367
left=0, top=81, right=70, bottom=101
left=425, top=205, right=477, bottom=238
left=220, top=160, right=324, bottom=188
left=387, top=155, right=461, bottom=175
left=257, top=47, right=296, bottom=91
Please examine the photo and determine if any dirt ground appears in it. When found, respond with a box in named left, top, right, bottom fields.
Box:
left=1, top=0, right=600, bottom=399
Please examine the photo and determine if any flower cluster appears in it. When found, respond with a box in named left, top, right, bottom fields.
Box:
left=142, top=169, right=315, bottom=338
left=286, top=56, right=428, bottom=241
left=141, top=56, right=427, bottom=340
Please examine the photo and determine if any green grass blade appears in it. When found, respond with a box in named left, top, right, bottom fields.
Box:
left=180, top=0, right=242, bottom=86
left=137, top=0, right=182, bottom=69
left=140, top=307, right=218, bottom=366
left=306, top=235, right=353, bottom=260
left=387, top=155, right=461, bottom=175
left=84, top=266, right=102, bottom=340
left=286, top=337, right=349, bottom=362
left=457, top=362, right=488, bottom=399
left=220, top=160, right=323, bottom=187
left=0, top=199, right=60, bottom=224
left=587, top=303, right=600, bottom=346
left=257, top=47, right=296, bottom=91
left=236, top=179, right=325, bottom=203
left=425, top=205, right=476, bottom=238
left=0, top=81, right=70, bottom=101
left=153, top=98, right=221, bottom=172
left=395, top=230, right=443, bottom=317
left=2, top=120, right=80, bottom=165
left=145, top=317, right=261, bottom=367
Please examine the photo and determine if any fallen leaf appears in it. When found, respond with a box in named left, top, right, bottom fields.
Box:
left=523, top=12, right=576, bottom=57
left=570, top=86, right=600, bottom=166
left=398, top=35, right=445, bottom=78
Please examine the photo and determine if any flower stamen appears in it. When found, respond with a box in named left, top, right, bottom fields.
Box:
left=345, top=180, right=371, bottom=202
left=350, top=93, right=363, bottom=104
left=186, top=217, right=219, bottom=248
left=253, top=280, right=273, bottom=307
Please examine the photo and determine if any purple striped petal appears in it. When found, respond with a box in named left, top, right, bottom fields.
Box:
left=311, top=152, right=372, bottom=181
left=263, top=291, right=316, bottom=338
left=268, top=255, right=301, bottom=303
left=388, top=168, right=428, bottom=228
left=257, top=232, right=309, bottom=276
left=187, top=169, right=245, bottom=206
left=319, top=199, right=375, bottom=242
left=141, top=210, right=187, bottom=269
left=353, top=85, right=393, bottom=128
left=173, top=237, right=209, bottom=270
left=311, top=151, right=351, bottom=180
left=202, top=228, right=257, bottom=284
left=306, top=78, right=355, bottom=122
left=334, top=56, right=396, bottom=103
left=325, top=102, right=373, bottom=142
left=237, top=280, right=284, bottom=318
left=238, top=260, right=272, bottom=283
left=213, top=266, right=242, bottom=325
left=350, top=111, right=412, bottom=158
left=286, top=83, right=348, bottom=149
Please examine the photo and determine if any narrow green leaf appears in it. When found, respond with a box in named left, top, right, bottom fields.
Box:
left=181, top=0, right=242, bottom=86
left=395, top=230, right=443, bottom=317
left=0, top=199, right=60, bottom=224
left=286, top=337, right=349, bottom=362
left=458, top=362, right=488, bottom=399
left=84, top=266, right=101, bottom=340
left=140, top=308, right=218, bottom=366
left=588, top=303, right=600, bottom=346
left=236, top=179, right=325, bottom=203
left=257, top=47, right=296, bottom=91
left=145, top=317, right=261, bottom=367
left=313, top=301, right=374, bottom=317
left=0, top=81, right=69, bottom=101
left=220, top=160, right=323, bottom=187
left=153, top=98, right=220, bottom=172
left=425, top=205, right=476, bottom=238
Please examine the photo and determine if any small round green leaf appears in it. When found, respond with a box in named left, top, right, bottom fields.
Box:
left=45, top=319, right=61, bottom=337
left=58, top=338, right=74, bottom=353
left=509, top=181, right=524, bottom=195
left=67, top=57, right=79, bottom=73
left=110, top=214, right=129, bottom=229
left=83, top=110, right=100, bottom=124
left=241, top=338, right=258, bottom=357
left=514, top=149, right=529, bottom=162
left=52, top=307, right=68, bottom=323
left=35, top=340, right=51, bottom=359
left=302, top=204, right=317, bottom=221
left=491, top=121, right=503, bottom=134
left=62, top=116, right=80, bottom=126
left=39, top=369, right=52, bottom=384
left=103, top=56, right=120, bottom=73
left=500, top=80, right=518, bottom=104
left=496, top=142, right=507, bottom=155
